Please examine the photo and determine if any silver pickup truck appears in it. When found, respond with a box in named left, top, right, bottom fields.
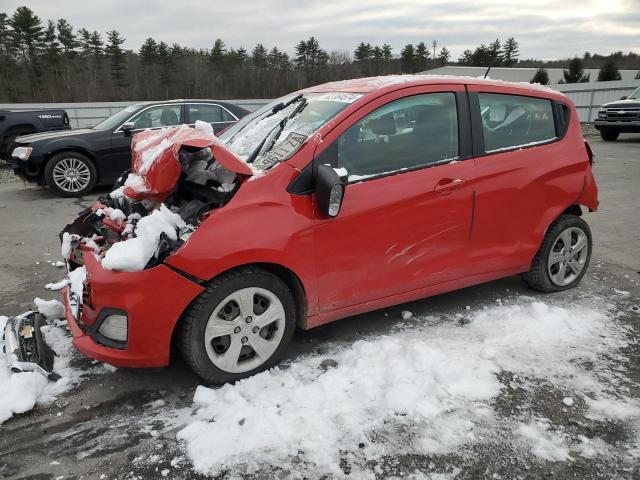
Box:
left=594, top=86, right=640, bottom=141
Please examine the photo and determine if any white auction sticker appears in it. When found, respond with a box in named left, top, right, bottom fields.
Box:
left=316, top=92, right=362, bottom=103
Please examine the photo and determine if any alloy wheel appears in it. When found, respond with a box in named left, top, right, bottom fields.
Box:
left=52, top=157, right=92, bottom=193
left=547, top=226, right=589, bottom=287
left=204, top=287, right=285, bottom=373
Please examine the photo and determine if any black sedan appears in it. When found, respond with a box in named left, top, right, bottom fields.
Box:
left=9, top=100, right=249, bottom=197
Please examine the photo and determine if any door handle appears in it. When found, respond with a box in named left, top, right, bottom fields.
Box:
left=434, top=178, right=465, bottom=195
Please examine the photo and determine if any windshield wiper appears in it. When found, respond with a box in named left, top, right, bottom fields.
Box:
left=246, top=96, right=308, bottom=164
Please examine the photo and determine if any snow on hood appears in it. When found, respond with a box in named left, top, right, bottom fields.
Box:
left=123, top=124, right=253, bottom=201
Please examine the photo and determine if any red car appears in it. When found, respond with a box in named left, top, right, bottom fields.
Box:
left=58, top=76, right=598, bottom=383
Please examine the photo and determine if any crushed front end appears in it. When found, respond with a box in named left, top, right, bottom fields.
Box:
left=58, top=125, right=250, bottom=367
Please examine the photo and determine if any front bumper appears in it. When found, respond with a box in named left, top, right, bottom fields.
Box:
left=9, top=153, right=45, bottom=183
left=594, top=119, right=640, bottom=132
left=62, top=254, right=204, bottom=368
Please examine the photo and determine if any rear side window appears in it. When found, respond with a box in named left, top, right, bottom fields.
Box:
left=478, top=93, right=556, bottom=152
left=337, top=92, right=458, bottom=181
left=187, top=104, right=223, bottom=123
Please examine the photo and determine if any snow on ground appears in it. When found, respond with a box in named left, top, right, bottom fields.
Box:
left=0, top=298, right=99, bottom=424
left=178, top=298, right=640, bottom=477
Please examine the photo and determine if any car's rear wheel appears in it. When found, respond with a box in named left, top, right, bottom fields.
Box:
left=523, top=214, right=592, bottom=293
left=44, top=152, right=97, bottom=197
left=600, top=129, right=619, bottom=141
left=178, top=267, right=297, bottom=384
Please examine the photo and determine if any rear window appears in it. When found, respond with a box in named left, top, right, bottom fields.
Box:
left=478, top=93, right=556, bottom=153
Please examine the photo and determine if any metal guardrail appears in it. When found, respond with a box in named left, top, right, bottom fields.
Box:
left=0, top=99, right=271, bottom=129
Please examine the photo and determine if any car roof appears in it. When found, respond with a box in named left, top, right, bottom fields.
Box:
left=303, top=74, right=564, bottom=100
left=136, top=99, right=250, bottom=116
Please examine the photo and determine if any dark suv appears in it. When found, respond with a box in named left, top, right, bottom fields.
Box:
left=594, top=86, right=640, bottom=141
left=9, top=100, right=249, bottom=196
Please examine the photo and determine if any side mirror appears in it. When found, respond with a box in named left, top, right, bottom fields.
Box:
left=121, top=122, right=135, bottom=133
left=315, top=164, right=345, bottom=218
left=620, top=96, right=627, bottom=100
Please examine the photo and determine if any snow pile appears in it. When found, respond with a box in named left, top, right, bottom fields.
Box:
left=178, top=299, right=638, bottom=476
left=34, top=297, right=64, bottom=319
left=67, top=266, right=86, bottom=318
left=0, top=309, right=87, bottom=424
left=101, top=204, right=185, bottom=272
left=95, top=206, right=127, bottom=222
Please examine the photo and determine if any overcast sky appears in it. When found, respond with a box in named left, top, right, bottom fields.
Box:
left=3, top=0, right=639, bottom=61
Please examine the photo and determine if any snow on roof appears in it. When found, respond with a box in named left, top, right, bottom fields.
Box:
left=304, top=74, right=564, bottom=97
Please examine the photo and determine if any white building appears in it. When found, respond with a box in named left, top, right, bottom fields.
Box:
left=422, top=65, right=639, bottom=84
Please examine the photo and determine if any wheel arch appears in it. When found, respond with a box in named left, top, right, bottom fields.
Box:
left=43, top=148, right=100, bottom=182
left=170, top=261, right=309, bottom=352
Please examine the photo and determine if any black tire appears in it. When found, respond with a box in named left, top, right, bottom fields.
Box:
left=44, top=151, right=97, bottom=197
left=178, top=267, right=297, bottom=384
left=600, top=129, right=619, bottom=141
left=523, top=214, right=592, bottom=293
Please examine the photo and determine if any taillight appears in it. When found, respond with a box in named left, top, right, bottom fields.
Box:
left=584, top=140, right=594, bottom=165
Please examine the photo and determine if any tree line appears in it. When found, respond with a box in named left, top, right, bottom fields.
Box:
left=1, top=6, right=638, bottom=103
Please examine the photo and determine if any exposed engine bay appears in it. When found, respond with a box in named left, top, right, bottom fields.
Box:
left=61, top=124, right=252, bottom=272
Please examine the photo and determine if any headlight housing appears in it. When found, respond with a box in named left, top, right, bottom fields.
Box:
left=12, top=146, right=33, bottom=160
left=597, top=109, right=607, bottom=118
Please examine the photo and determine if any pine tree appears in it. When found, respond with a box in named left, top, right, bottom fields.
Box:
left=251, top=43, right=268, bottom=67
left=437, top=47, right=451, bottom=66
left=487, top=39, right=502, bottom=66
left=9, top=6, right=43, bottom=62
left=105, top=30, right=126, bottom=90
left=157, top=41, right=171, bottom=98
left=43, top=20, right=61, bottom=65
left=354, top=42, right=372, bottom=75
left=530, top=67, right=550, bottom=85
left=501, top=37, right=519, bottom=66
left=563, top=57, right=590, bottom=83
left=400, top=44, right=415, bottom=73
left=56, top=19, right=78, bottom=56
left=210, top=38, right=225, bottom=67
left=139, top=37, right=158, bottom=64
left=597, top=60, right=622, bottom=81
left=381, top=44, right=392, bottom=61
left=458, top=49, right=473, bottom=65
left=415, top=42, right=430, bottom=72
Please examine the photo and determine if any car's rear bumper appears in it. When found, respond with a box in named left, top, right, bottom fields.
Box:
left=62, top=254, right=204, bottom=368
left=594, top=119, right=640, bottom=132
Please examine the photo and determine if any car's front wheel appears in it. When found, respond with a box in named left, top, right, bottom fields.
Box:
left=178, top=267, right=297, bottom=384
left=600, top=129, right=619, bottom=141
left=44, top=152, right=97, bottom=197
left=523, top=214, right=592, bottom=292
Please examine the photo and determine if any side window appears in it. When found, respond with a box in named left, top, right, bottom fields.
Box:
left=337, top=93, right=458, bottom=180
left=478, top=93, right=556, bottom=152
left=221, top=108, right=235, bottom=122
left=130, top=105, right=181, bottom=130
left=187, top=104, right=223, bottom=123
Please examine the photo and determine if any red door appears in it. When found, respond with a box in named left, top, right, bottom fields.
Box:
left=312, top=85, right=475, bottom=313
left=466, top=87, right=586, bottom=275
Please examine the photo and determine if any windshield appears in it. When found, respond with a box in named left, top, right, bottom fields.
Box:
left=92, top=104, right=144, bottom=131
left=219, top=92, right=362, bottom=169
left=627, top=87, right=640, bottom=100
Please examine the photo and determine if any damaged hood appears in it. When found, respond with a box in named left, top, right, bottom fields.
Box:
left=124, top=125, right=253, bottom=201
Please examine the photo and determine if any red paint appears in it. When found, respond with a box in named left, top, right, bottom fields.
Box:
left=61, top=77, right=598, bottom=367
left=125, top=127, right=252, bottom=201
